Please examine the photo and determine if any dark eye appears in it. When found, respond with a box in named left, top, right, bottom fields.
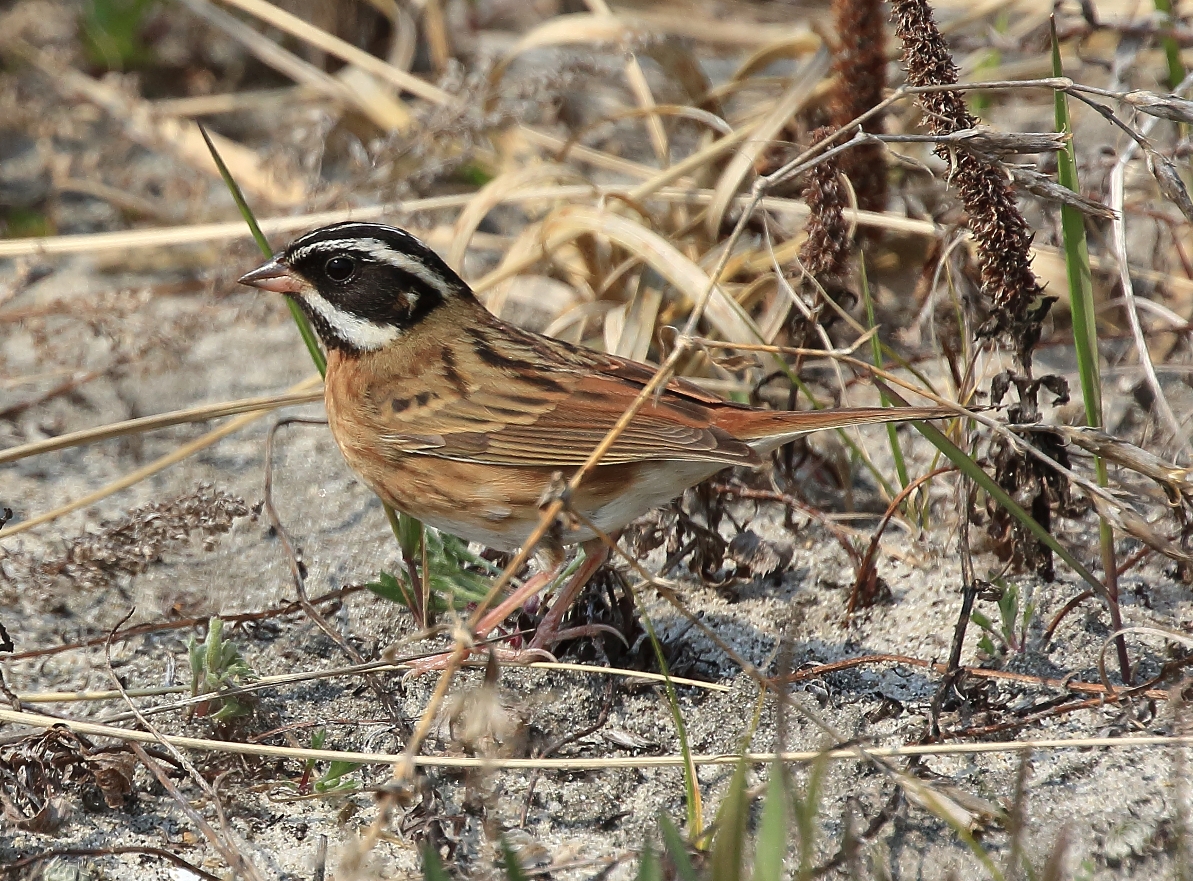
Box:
left=324, top=256, right=356, bottom=282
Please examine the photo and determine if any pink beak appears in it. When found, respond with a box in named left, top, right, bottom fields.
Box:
left=238, top=258, right=305, bottom=294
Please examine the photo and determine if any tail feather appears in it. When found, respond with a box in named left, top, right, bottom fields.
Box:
left=731, top=405, right=955, bottom=453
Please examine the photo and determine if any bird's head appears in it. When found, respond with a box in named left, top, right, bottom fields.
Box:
left=238, top=221, right=471, bottom=354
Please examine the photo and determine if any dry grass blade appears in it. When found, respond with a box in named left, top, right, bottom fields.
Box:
left=177, top=0, right=411, bottom=131
left=0, top=188, right=930, bottom=261
left=1058, top=426, right=1193, bottom=492
left=0, top=375, right=322, bottom=538
left=621, top=9, right=820, bottom=47
left=6, top=39, right=307, bottom=206
left=7, top=707, right=1193, bottom=770
left=561, top=106, right=735, bottom=160
left=705, top=46, right=830, bottom=236
left=488, top=13, right=644, bottom=90
left=448, top=165, right=585, bottom=272
left=621, top=50, right=670, bottom=167
left=214, top=0, right=449, bottom=105
left=0, top=390, right=323, bottom=465
left=1107, top=87, right=1193, bottom=457
left=626, top=127, right=754, bottom=201
left=14, top=661, right=729, bottom=705
left=732, top=38, right=825, bottom=84
left=540, top=204, right=768, bottom=352
left=520, top=126, right=669, bottom=181
left=151, top=86, right=315, bottom=117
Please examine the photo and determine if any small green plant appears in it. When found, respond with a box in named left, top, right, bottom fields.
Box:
left=2, top=207, right=54, bottom=239
left=296, top=729, right=360, bottom=796
left=367, top=527, right=497, bottom=625
left=187, top=616, right=255, bottom=723
left=971, top=577, right=1035, bottom=658
left=81, top=0, right=157, bottom=70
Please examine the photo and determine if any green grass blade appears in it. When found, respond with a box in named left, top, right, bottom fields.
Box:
left=1051, top=24, right=1101, bottom=430
left=197, top=122, right=326, bottom=378
left=1052, top=16, right=1121, bottom=656
left=637, top=836, right=662, bottom=881
left=421, top=844, right=451, bottom=881
left=197, top=122, right=422, bottom=566
left=499, top=838, right=529, bottom=881
left=912, top=418, right=1108, bottom=601
left=637, top=600, right=703, bottom=843
left=1153, top=0, right=1186, bottom=90
left=752, top=761, right=789, bottom=881
left=658, top=813, right=699, bottom=881
left=710, top=757, right=749, bottom=881
left=860, top=259, right=909, bottom=491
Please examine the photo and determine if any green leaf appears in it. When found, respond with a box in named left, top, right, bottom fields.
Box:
left=637, top=836, right=662, bottom=881
left=398, top=511, right=425, bottom=562
left=499, top=838, right=529, bottom=881
left=970, top=610, right=994, bottom=632
left=367, top=571, right=412, bottom=604
left=997, top=581, right=1019, bottom=640
left=81, top=0, right=156, bottom=70
left=422, top=843, right=452, bottom=881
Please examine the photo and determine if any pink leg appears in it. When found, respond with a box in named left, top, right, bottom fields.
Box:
left=402, top=540, right=616, bottom=677
left=472, top=566, right=560, bottom=638
left=528, top=539, right=613, bottom=651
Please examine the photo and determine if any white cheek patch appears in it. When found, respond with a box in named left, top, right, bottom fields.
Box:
left=299, top=289, right=403, bottom=351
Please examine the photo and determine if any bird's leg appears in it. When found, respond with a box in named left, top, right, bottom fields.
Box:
left=402, top=541, right=616, bottom=677
left=471, top=566, right=560, bottom=638
left=400, top=560, right=564, bottom=678
left=528, top=538, right=613, bottom=650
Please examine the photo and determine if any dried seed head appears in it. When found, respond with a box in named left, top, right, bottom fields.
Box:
left=831, top=0, right=888, bottom=215
left=1123, top=90, right=1193, bottom=124
left=1147, top=149, right=1193, bottom=223
left=892, top=0, right=1045, bottom=337
left=951, top=128, right=1070, bottom=160
left=1006, top=166, right=1116, bottom=220
left=799, top=128, right=851, bottom=280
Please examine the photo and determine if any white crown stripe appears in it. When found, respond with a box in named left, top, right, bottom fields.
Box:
left=287, top=236, right=452, bottom=295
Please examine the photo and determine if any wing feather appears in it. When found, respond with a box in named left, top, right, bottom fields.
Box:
left=368, top=333, right=761, bottom=467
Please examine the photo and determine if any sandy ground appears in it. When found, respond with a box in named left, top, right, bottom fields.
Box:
left=4, top=1, right=1193, bottom=878
left=3, top=273, right=1191, bottom=880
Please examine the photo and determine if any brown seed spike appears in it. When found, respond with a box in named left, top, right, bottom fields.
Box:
left=830, top=0, right=888, bottom=217
left=891, top=0, right=1045, bottom=341
left=799, top=126, right=850, bottom=281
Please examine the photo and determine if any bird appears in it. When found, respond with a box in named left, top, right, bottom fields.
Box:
left=239, top=221, right=953, bottom=652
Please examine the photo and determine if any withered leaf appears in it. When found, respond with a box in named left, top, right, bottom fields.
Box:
left=727, top=530, right=794, bottom=577
left=88, top=753, right=137, bottom=808
left=602, top=729, right=658, bottom=750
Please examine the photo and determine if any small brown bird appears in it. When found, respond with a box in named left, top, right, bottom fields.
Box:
left=240, top=222, right=951, bottom=649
